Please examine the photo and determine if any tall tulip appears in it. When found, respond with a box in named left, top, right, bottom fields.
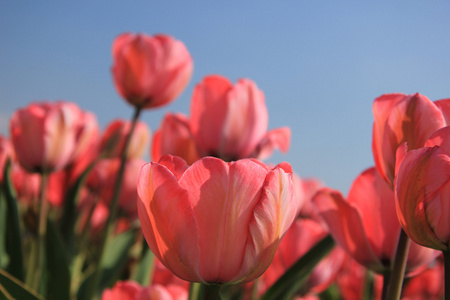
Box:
left=112, top=33, right=193, bottom=109
left=312, top=167, right=438, bottom=275
left=10, top=101, right=97, bottom=173
left=137, top=155, right=296, bottom=284
left=372, top=93, right=450, bottom=187
left=395, top=126, right=450, bottom=252
left=190, top=75, right=290, bottom=161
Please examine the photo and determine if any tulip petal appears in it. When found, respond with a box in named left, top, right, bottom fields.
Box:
left=137, top=162, right=202, bottom=282
left=434, top=99, right=450, bottom=125
left=253, top=127, right=291, bottom=160
left=178, top=157, right=268, bottom=283
left=236, top=164, right=296, bottom=283
left=313, top=188, right=385, bottom=273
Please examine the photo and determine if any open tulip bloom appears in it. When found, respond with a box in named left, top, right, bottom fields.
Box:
left=136, top=155, right=297, bottom=287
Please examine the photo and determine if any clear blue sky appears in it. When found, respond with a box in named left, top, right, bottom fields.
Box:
left=1, top=1, right=449, bottom=194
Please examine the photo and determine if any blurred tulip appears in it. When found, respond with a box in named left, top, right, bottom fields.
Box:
left=312, top=167, right=438, bottom=274
left=0, top=136, right=14, bottom=183
left=151, top=112, right=199, bottom=165
left=257, top=218, right=345, bottom=296
left=190, top=75, right=290, bottom=161
left=10, top=101, right=97, bottom=173
left=372, top=93, right=450, bottom=187
left=100, top=119, right=150, bottom=159
left=395, top=126, right=450, bottom=251
left=102, top=280, right=188, bottom=300
left=137, top=155, right=296, bottom=284
left=152, top=258, right=190, bottom=290
left=401, top=258, right=444, bottom=300
left=86, top=158, right=146, bottom=217
left=112, top=32, right=193, bottom=109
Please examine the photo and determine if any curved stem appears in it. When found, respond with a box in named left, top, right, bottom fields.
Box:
left=33, top=171, right=49, bottom=291
left=85, top=106, right=142, bottom=300
left=202, top=284, right=221, bottom=300
left=443, top=250, right=450, bottom=300
left=386, top=229, right=410, bottom=300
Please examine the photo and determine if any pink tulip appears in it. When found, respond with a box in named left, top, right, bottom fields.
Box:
left=10, top=101, right=97, bottom=173
left=190, top=75, right=290, bottom=161
left=395, top=126, right=450, bottom=251
left=112, top=33, right=193, bottom=109
left=86, top=158, right=146, bottom=217
left=0, top=136, right=14, bottom=183
left=102, top=280, right=187, bottom=300
left=151, top=112, right=200, bottom=165
left=100, top=119, right=150, bottom=159
left=372, top=93, right=450, bottom=187
left=101, top=281, right=142, bottom=300
left=312, top=167, right=438, bottom=274
left=257, top=218, right=345, bottom=296
left=137, top=155, right=296, bottom=284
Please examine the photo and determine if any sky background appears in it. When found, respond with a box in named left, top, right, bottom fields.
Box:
left=1, top=1, right=449, bottom=195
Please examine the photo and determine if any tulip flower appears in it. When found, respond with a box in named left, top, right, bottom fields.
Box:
left=100, top=119, right=150, bottom=159
left=312, top=167, right=438, bottom=275
left=112, top=32, right=193, bottom=109
left=0, top=136, right=14, bottom=183
left=372, top=93, right=450, bottom=187
left=137, top=155, right=296, bottom=284
left=151, top=112, right=200, bottom=165
left=10, top=101, right=97, bottom=173
left=395, top=126, right=450, bottom=252
left=102, top=280, right=188, bottom=300
left=256, top=218, right=345, bottom=296
left=190, top=75, right=290, bottom=161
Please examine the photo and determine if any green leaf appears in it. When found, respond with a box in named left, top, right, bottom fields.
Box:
left=132, top=243, right=154, bottom=286
left=46, top=218, right=71, bottom=300
left=0, top=191, right=9, bottom=269
left=76, top=229, right=136, bottom=300
left=60, top=160, right=96, bottom=256
left=0, top=269, right=44, bottom=300
left=261, top=235, right=335, bottom=300
left=2, top=159, right=24, bottom=281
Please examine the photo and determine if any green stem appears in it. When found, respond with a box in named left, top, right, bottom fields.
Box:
left=33, top=171, right=49, bottom=291
left=381, top=270, right=390, bottom=300
left=202, top=284, right=221, bottom=300
left=444, top=250, right=450, bottom=300
left=386, top=229, right=410, bottom=300
left=85, top=106, right=142, bottom=300
left=188, top=283, right=201, bottom=300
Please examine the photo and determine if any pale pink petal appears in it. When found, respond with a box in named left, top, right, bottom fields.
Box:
left=178, top=157, right=268, bottom=283
left=137, top=162, right=202, bottom=282
left=236, top=164, right=296, bottom=283
left=253, top=127, right=291, bottom=160
left=157, top=155, right=189, bottom=180
left=434, top=98, right=450, bottom=125
left=313, top=188, right=385, bottom=273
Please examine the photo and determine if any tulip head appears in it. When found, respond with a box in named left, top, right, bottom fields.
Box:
left=137, top=155, right=296, bottom=284
left=372, top=93, right=449, bottom=187
left=395, top=126, right=450, bottom=251
left=190, top=75, right=290, bottom=161
left=112, top=33, right=193, bottom=109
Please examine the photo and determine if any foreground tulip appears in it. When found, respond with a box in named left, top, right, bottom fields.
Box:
left=372, top=93, right=450, bottom=187
left=151, top=112, right=200, bottom=165
left=190, top=75, right=290, bottom=161
left=395, top=126, right=450, bottom=252
left=112, top=32, right=193, bottom=109
left=10, top=101, right=97, bottom=173
left=137, top=155, right=296, bottom=284
left=312, top=167, right=438, bottom=275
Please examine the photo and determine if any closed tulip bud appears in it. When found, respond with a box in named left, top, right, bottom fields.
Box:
left=112, top=33, right=193, bottom=109
left=137, top=155, right=296, bottom=284
left=395, top=126, right=450, bottom=251
left=372, top=93, right=450, bottom=187
left=10, top=101, right=95, bottom=173
left=190, top=75, right=290, bottom=161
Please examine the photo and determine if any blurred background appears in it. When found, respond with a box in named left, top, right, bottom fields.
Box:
left=1, top=1, right=449, bottom=194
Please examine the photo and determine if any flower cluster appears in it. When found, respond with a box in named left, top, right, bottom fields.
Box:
left=0, top=31, right=449, bottom=300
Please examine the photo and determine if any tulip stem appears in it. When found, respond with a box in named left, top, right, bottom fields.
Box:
left=85, top=106, right=142, bottom=300
left=202, top=284, right=221, bottom=300
left=33, top=171, right=49, bottom=292
left=386, top=229, right=410, bottom=300
left=444, top=250, right=450, bottom=300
